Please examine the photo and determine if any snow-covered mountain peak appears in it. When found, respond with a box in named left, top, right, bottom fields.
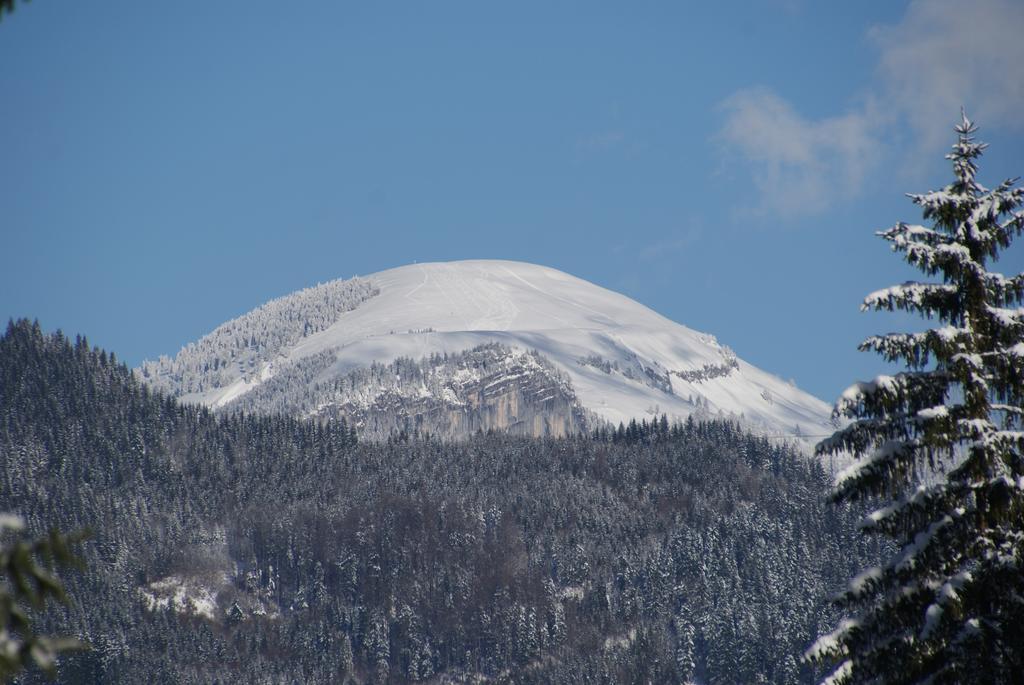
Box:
left=353, top=260, right=655, bottom=334
left=139, top=260, right=832, bottom=443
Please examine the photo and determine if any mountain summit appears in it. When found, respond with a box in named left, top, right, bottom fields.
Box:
left=139, top=260, right=831, bottom=440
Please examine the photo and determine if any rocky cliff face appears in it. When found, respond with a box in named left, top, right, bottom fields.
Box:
left=224, top=343, right=588, bottom=439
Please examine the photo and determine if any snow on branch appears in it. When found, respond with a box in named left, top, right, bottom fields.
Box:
left=920, top=571, right=971, bottom=641
left=859, top=483, right=947, bottom=535
left=893, top=514, right=955, bottom=573
left=862, top=283, right=958, bottom=316
left=985, top=305, right=1024, bottom=328
left=859, top=327, right=968, bottom=368
left=820, top=660, right=853, bottom=685
left=806, top=620, right=859, bottom=663
left=833, top=371, right=947, bottom=420
left=830, top=438, right=921, bottom=501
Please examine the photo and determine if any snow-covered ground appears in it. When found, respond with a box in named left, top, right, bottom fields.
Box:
left=166, top=260, right=832, bottom=443
left=140, top=573, right=226, bottom=620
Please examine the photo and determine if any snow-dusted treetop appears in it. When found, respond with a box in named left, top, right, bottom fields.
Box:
left=137, top=277, right=378, bottom=397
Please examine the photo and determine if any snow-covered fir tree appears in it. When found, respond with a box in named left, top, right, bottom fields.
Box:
left=809, top=114, right=1024, bottom=684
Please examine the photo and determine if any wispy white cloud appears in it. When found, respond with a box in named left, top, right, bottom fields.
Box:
left=717, top=88, right=876, bottom=216
left=716, top=0, right=1024, bottom=217
left=871, top=0, right=1024, bottom=156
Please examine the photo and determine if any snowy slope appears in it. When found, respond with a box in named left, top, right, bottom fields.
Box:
left=143, top=260, right=832, bottom=442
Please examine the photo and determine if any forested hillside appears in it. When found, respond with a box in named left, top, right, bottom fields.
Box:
left=137, top=276, right=379, bottom=398
left=1, top=320, right=883, bottom=684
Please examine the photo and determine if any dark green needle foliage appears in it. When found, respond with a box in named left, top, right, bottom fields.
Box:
left=0, top=518, right=87, bottom=682
left=0, top=0, right=27, bottom=21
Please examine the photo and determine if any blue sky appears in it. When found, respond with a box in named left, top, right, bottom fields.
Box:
left=2, top=0, right=1022, bottom=403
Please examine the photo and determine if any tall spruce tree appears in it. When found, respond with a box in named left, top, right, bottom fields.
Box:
left=809, top=114, right=1024, bottom=683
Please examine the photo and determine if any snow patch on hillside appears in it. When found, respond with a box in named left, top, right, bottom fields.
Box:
left=140, top=573, right=225, bottom=620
